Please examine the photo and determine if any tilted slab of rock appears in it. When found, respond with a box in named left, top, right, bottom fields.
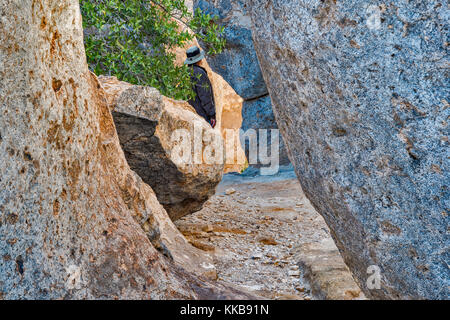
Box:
left=294, top=239, right=365, bottom=300
left=248, top=0, right=449, bottom=299
left=0, top=0, right=256, bottom=299
left=99, top=76, right=224, bottom=221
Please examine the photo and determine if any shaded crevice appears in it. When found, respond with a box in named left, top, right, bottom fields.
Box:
left=244, top=92, right=270, bottom=103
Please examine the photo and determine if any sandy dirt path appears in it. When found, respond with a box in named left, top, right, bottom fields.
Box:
left=176, top=166, right=365, bottom=300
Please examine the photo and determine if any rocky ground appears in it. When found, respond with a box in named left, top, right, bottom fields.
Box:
left=176, top=166, right=365, bottom=300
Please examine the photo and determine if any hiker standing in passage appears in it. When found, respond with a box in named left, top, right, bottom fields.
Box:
left=185, top=46, right=216, bottom=128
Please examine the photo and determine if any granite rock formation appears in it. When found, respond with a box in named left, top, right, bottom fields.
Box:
left=99, top=76, right=224, bottom=221
left=248, top=0, right=449, bottom=299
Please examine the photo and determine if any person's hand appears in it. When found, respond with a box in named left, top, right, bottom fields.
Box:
left=210, top=118, right=216, bottom=128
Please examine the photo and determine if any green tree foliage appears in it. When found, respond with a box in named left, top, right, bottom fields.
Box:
left=80, top=0, right=225, bottom=100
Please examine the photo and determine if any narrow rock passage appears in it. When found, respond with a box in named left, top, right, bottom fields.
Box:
left=176, top=166, right=365, bottom=300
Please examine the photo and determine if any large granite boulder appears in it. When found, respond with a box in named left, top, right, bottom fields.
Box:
left=99, top=76, right=224, bottom=221
left=248, top=0, right=449, bottom=299
left=0, top=0, right=254, bottom=299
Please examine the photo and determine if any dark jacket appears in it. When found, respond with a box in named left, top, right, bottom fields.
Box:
left=188, top=65, right=216, bottom=122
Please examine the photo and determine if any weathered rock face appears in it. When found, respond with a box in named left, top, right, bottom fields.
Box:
left=248, top=0, right=449, bottom=299
left=194, top=0, right=291, bottom=168
left=241, top=95, right=291, bottom=167
left=0, top=0, right=254, bottom=299
left=99, top=76, right=224, bottom=222
left=209, top=68, right=246, bottom=173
